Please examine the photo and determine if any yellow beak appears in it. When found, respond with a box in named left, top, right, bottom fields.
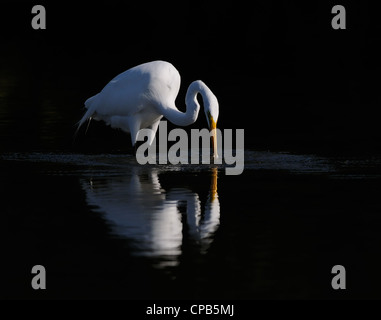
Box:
left=209, top=114, right=218, bottom=159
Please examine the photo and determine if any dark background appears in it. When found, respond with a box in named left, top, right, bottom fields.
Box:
left=1, top=0, right=380, bottom=154
left=1, top=1, right=381, bottom=302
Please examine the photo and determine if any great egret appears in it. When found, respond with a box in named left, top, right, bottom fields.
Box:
left=77, top=60, right=219, bottom=156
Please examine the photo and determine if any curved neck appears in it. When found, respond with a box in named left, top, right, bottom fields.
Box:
left=159, top=80, right=211, bottom=126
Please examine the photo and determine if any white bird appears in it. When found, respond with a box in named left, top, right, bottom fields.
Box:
left=77, top=60, right=219, bottom=156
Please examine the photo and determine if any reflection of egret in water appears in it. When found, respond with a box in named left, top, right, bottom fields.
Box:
left=82, top=167, right=219, bottom=267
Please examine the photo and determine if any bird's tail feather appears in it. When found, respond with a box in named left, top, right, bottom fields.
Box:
left=73, top=107, right=95, bottom=140
left=73, top=93, right=100, bottom=140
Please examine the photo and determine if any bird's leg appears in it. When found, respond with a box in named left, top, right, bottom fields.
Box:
left=127, top=115, right=141, bottom=156
left=147, top=119, right=161, bottom=146
left=127, top=117, right=140, bottom=145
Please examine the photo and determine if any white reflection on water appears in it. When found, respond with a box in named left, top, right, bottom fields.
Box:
left=81, top=167, right=219, bottom=267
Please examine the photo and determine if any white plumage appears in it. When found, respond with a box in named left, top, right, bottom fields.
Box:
left=77, top=60, right=219, bottom=154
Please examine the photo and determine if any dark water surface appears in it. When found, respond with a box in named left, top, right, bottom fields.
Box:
left=1, top=151, right=380, bottom=299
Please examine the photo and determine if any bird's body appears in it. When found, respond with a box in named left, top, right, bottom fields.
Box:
left=77, top=60, right=219, bottom=154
